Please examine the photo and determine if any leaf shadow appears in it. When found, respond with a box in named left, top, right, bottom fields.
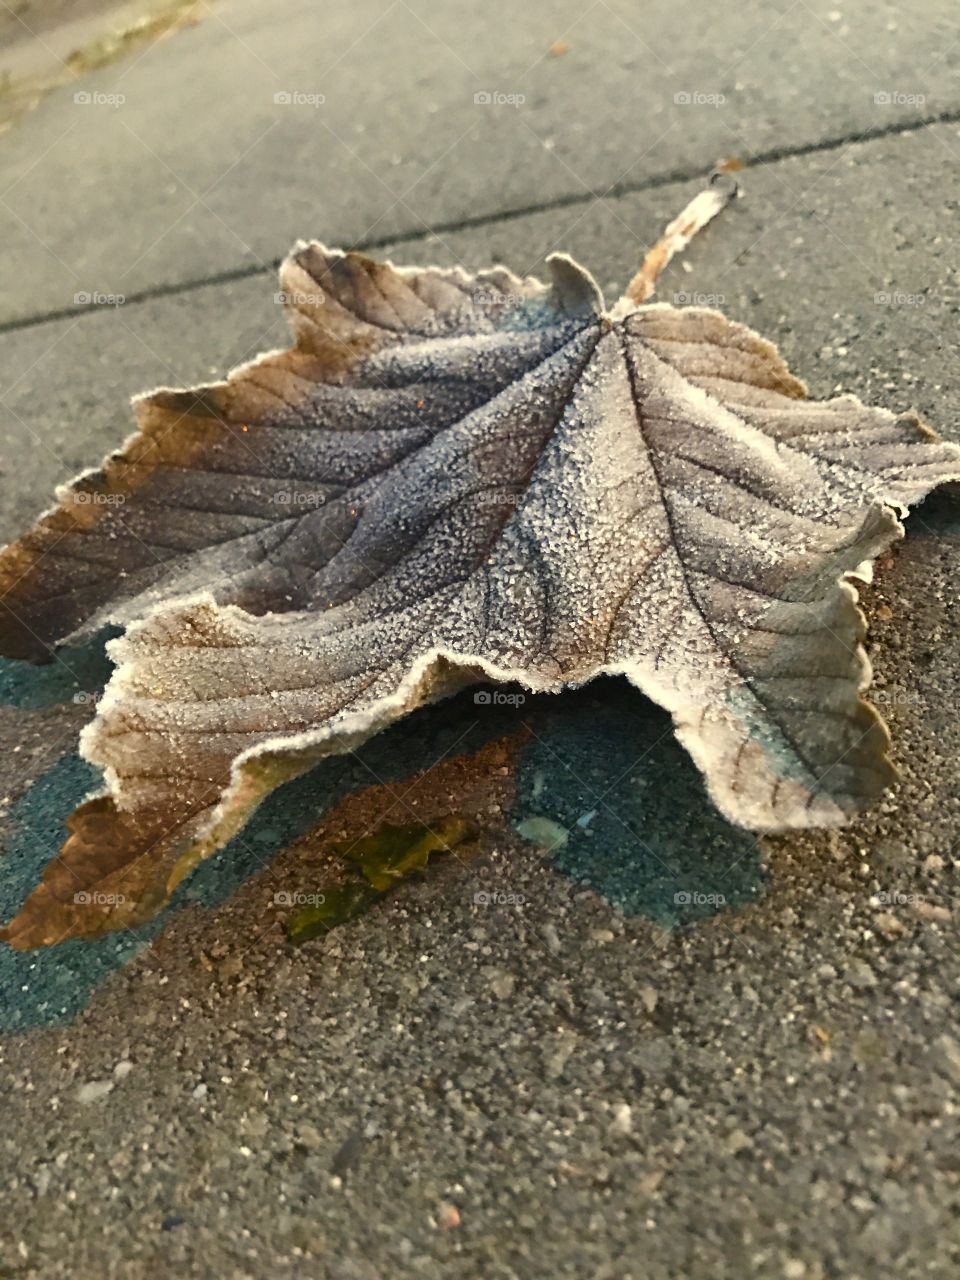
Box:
left=0, top=753, right=149, bottom=1032
left=0, top=691, right=522, bottom=1031
left=514, top=680, right=766, bottom=927
left=0, top=672, right=764, bottom=1030
left=908, top=487, right=960, bottom=540
left=0, top=626, right=120, bottom=710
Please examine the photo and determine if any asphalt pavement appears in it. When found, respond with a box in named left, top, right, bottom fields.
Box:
left=0, top=3, right=958, bottom=1277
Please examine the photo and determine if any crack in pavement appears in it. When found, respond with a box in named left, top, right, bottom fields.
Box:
left=3, top=104, right=960, bottom=335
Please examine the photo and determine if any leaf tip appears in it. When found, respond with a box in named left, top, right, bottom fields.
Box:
left=545, top=253, right=604, bottom=316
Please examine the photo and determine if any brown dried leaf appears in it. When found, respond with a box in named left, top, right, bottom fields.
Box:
left=2, top=189, right=958, bottom=946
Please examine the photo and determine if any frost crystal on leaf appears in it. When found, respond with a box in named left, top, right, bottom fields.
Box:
left=2, top=185, right=959, bottom=946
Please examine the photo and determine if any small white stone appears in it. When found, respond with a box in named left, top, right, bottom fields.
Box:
left=639, top=985, right=658, bottom=1013
left=933, top=1035, right=960, bottom=1084
left=489, top=969, right=516, bottom=999
left=610, top=1103, right=633, bottom=1135
left=514, top=816, right=568, bottom=850
left=76, top=1080, right=114, bottom=1104
left=846, top=960, right=876, bottom=990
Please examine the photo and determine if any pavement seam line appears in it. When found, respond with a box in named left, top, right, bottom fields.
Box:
left=3, top=106, right=960, bottom=335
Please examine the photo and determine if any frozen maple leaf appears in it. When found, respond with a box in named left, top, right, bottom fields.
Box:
left=2, top=176, right=958, bottom=947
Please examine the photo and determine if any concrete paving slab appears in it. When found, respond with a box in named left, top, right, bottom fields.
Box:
left=0, top=273, right=283, bottom=540
left=3, top=118, right=958, bottom=546
left=2, top=0, right=959, bottom=322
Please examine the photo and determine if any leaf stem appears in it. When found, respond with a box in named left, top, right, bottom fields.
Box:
left=624, top=170, right=738, bottom=305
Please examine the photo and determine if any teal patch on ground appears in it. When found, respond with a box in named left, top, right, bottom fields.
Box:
left=0, top=753, right=150, bottom=1032
left=0, top=628, right=119, bottom=710
left=513, top=681, right=766, bottom=927
left=1, top=643, right=764, bottom=1030
left=0, top=689, right=521, bottom=1031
